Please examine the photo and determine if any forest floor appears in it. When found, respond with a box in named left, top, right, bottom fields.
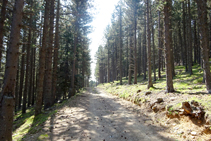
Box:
left=13, top=87, right=183, bottom=141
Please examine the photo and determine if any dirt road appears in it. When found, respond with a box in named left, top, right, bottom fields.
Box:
left=27, top=88, right=174, bottom=141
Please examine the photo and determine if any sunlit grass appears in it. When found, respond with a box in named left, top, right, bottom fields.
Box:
left=13, top=108, right=57, bottom=141
left=98, top=64, right=207, bottom=103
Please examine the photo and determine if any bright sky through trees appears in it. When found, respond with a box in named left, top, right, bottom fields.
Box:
left=89, top=0, right=119, bottom=81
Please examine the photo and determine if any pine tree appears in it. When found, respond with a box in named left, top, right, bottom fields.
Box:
left=35, top=0, right=50, bottom=116
left=0, top=0, right=24, bottom=139
left=164, top=0, right=174, bottom=92
left=195, top=0, right=211, bottom=93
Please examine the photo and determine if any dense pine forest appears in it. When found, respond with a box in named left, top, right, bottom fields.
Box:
left=95, top=0, right=211, bottom=93
left=0, top=0, right=92, bottom=140
left=1, top=0, right=211, bottom=140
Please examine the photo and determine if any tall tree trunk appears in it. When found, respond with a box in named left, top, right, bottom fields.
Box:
left=147, top=0, right=153, bottom=88
left=133, top=4, right=137, bottom=84
left=115, top=41, right=118, bottom=81
left=119, top=6, right=123, bottom=85
left=161, top=26, right=164, bottom=72
left=23, top=18, right=32, bottom=113
left=0, top=0, right=24, bottom=139
left=52, top=0, right=60, bottom=103
left=44, top=0, right=55, bottom=109
left=112, top=44, right=115, bottom=82
left=152, top=16, right=156, bottom=81
left=71, top=19, right=78, bottom=96
left=198, top=25, right=201, bottom=65
left=178, top=21, right=183, bottom=66
left=210, top=13, right=211, bottom=57
left=18, top=32, right=26, bottom=109
left=194, top=20, right=197, bottom=64
left=128, top=36, right=132, bottom=85
left=31, top=35, right=36, bottom=106
left=164, top=0, right=174, bottom=92
left=138, top=33, right=142, bottom=76
left=126, top=37, right=129, bottom=79
left=158, top=11, right=162, bottom=78
left=35, top=0, right=50, bottom=116
left=195, top=0, right=211, bottom=93
left=107, top=46, right=110, bottom=83
left=143, top=11, right=147, bottom=80
left=188, top=0, right=192, bottom=75
left=0, top=0, right=8, bottom=73
left=15, top=59, right=19, bottom=112
left=168, top=0, right=175, bottom=78
left=27, top=0, right=33, bottom=107
left=183, top=2, right=187, bottom=70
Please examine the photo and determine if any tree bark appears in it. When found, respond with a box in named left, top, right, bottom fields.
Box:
left=187, top=0, right=192, bottom=75
left=107, top=45, right=110, bottom=83
left=183, top=2, right=188, bottom=71
left=31, top=34, right=36, bottom=106
left=112, top=43, right=115, bottom=82
left=210, top=13, right=211, bottom=57
left=126, top=37, right=129, bottom=79
left=133, top=4, right=137, bottom=84
left=164, top=0, right=174, bottom=92
left=35, top=0, right=50, bottom=116
left=128, top=36, right=132, bottom=85
left=178, top=21, right=183, bottom=66
left=18, top=31, right=26, bottom=109
left=119, top=6, right=123, bottom=85
left=0, top=0, right=24, bottom=140
left=194, top=20, right=197, bottom=64
left=115, top=41, right=118, bottom=81
left=44, top=0, right=55, bottom=109
left=151, top=10, right=156, bottom=81
left=143, top=11, right=147, bottom=80
left=158, top=11, right=162, bottom=78
left=71, top=29, right=77, bottom=96
left=195, top=0, right=211, bottom=93
left=138, top=33, right=142, bottom=76
left=147, top=0, right=153, bottom=88
left=15, top=59, right=19, bottom=111
left=22, top=26, right=31, bottom=113
left=27, top=0, right=33, bottom=107
left=52, top=0, right=60, bottom=103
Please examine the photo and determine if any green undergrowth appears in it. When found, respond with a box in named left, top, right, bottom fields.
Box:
left=13, top=107, right=57, bottom=141
left=13, top=89, right=85, bottom=141
left=98, top=64, right=208, bottom=105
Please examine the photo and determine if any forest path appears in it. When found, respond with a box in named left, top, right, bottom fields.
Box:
left=27, top=88, right=174, bottom=141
